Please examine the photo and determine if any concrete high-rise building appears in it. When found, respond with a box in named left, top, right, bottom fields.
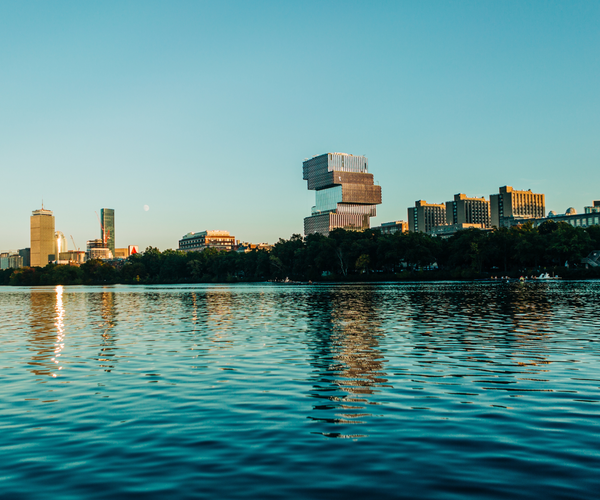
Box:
left=30, top=207, right=56, bottom=267
left=490, top=186, right=545, bottom=228
left=408, top=200, right=447, bottom=234
left=100, top=208, right=115, bottom=256
left=445, top=194, right=491, bottom=228
left=303, top=153, right=382, bottom=236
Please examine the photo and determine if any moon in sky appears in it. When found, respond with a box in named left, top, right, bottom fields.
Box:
left=143, top=205, right=150, bottom=212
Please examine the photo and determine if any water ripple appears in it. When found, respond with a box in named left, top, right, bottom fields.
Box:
left=1, top=282, right=600, bottom=499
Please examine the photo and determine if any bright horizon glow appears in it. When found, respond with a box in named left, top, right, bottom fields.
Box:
left=1, top=1, right=599, bottom=252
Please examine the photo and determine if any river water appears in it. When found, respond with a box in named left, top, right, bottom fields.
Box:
left=1, top=282, right=599, bottom=499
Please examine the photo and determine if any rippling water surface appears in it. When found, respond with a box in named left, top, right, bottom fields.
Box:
left=1, top=282, right=599, bottom=499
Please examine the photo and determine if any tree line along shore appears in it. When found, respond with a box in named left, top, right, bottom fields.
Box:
left=2, top=220, right=600, bottom=286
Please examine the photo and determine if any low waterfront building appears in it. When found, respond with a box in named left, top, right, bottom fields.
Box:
left=536, top=205, right=600, bottom=229
left=490, top=186, right=545, bottom=228
left=236, top=242, right=272, bottom=253
left=446, top=194, right=490, bottom=228
left=113, top=246, right=138, bottom=259
left=408, top=200, right=447, bottom=234
left=179, top=231, right=236, bottom=252
left=372, top=221, right=408, bottom=234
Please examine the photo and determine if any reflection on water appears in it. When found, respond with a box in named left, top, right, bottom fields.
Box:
left=2, top=282, right=600, bottom=499
left=28, top=287, right=64, bottom=378
left=306, top=288, right=389, bottom=436
left=95, top=292, right=118, bottom=371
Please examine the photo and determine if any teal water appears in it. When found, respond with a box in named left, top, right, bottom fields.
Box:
left=1, top=282, right=599, bottom=499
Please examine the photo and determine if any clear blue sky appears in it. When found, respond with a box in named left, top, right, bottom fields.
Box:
left=2, top=1, right=599, bottom=251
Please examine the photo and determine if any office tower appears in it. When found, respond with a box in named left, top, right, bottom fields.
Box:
left=303, top=153, right=382, bottom=236
left=178, top=231, right=235, bottom=252
left=55, top=231, right=67, bottom=256
left=30, top=207, right=56, bottom=267
left=19, top=248, right=30, bottom=267
left=490, top=186, right=545, bottom=228
left=408, top=200, right=447, bottom=233
left=445, top=194, right=491, bottom=228
left=100, top=208, right=115, bottom=256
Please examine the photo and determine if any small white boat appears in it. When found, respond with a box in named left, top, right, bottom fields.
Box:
left=537, top=272, right=560, bottom=280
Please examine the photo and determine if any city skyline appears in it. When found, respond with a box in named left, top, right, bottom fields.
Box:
left=2, top=2, right=600, bottom=251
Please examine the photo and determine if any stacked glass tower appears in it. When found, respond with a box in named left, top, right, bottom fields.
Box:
left=303, top=153, right=382, bottom=236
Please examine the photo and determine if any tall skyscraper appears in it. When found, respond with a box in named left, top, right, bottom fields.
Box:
left=303, top=153, right=382, bottom=236
left=100, top=208, right=115, bottom=256
left=30, top=207, right=55, bottom=267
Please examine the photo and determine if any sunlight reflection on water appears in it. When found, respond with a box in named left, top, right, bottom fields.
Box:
left=1, top=282, right=599, bottom=499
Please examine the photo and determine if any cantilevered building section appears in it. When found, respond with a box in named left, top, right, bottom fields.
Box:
left=303, top=153, right=382, bottom=236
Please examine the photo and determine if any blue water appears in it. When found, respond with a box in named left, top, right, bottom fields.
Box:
left=1, top=282, right=599, bottom=499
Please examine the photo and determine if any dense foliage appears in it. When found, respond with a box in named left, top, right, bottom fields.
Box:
left=2, top=221, right=600, bottom=286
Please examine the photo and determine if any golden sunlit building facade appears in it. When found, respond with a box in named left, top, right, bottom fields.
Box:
left=30, top=207, right=55, bottom=267
left=490, top=186, right=545, bottom=228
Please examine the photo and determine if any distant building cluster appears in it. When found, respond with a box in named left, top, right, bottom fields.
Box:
left=0, top=205, right=139, bottom=270
left=299, top=153, right=599, bottom=238
left=4, top=153, right=599, bottom=270
left=406, top=187, right=599, bottom=237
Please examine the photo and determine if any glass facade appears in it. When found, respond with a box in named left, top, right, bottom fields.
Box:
left=303, top=153, right=382, bottom=236
left=100, top=208, right=115, bottom=257
left=313, top=186, right=343, bottom=214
